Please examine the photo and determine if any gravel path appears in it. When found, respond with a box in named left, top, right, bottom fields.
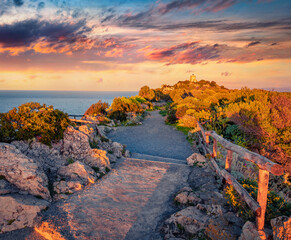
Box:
left=0, top=111, right=194, bottom=240
left=108, top=111, right=194, bottom=160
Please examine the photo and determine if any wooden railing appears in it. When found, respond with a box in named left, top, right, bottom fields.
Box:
left=196, top=121, right=284, bottom=232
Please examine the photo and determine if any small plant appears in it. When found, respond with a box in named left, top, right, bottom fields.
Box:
left=100, top=136, right=109, bottom=142
left=224, top=178, right=291, bottom=223
left=0, top=175, right=6, bottom=180
left=7, top=219, right=15, bottom=225
left=105, top=167, right=110, bottom=173
left=159, top=110, right=168, bottom=116
left=89, top=140, right=99, bottom=149
left=66, top=158, right=75, bottom=165
left=92, top=166, right=100, bottom=173
left=108, top=150, right=113, bottom=154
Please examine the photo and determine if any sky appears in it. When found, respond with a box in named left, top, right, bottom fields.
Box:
left=0, top=0, right=290, bottom=91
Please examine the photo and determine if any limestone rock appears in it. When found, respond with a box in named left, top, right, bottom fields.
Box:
left=164, top=206, right=209, bottom=236
left=271, top=216, right=291, bottom=240
left=57, top=161, right=96, bottom=185
left=238, top=221, right=262, bottom=240
left=206, top=212, right=243, bottom=240
left=175, top=191, right=189, bottom=205
left=53, top=181, right=83, bottom=195
left=62, top=126, right=92, bottom=160
left=175, top=187, right=201, bottom=206
left=12, top=141, right=65, bottom=174
left=0, top=179, right=18, bottom=195
left=196, top=204, right=224, bottom=216
left=0, top=143, right=51, bottom=201
left=78, top=125, right=96, bottom=142
left=124, top=150, right=131, bottom=158
left=86, top=149, right=110, bottom=171
left=0, top=194, right=49, bottom=233
left=54, top=161, right=97, bottom=195
left=186, top=153, right=207, bottom=167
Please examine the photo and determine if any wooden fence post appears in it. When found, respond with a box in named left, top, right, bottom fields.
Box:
left=212, top=139, right=217, bottom=158
left=206, top=135, right=209, bottom=146
left=225, top=150, right=233, bottom=172
left=256, top=169, right=269, bottom=231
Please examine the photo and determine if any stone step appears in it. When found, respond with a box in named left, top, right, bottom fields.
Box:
left=129, top=152, right=187, bottom=165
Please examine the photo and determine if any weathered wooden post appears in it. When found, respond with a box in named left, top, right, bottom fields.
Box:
left=225, top=150, right=233, bottom=172
left=206, top=135, right=209, bottom=147
left=256, top=169, right=270, bottom=231
left=212, top=139, right=217, bottom=158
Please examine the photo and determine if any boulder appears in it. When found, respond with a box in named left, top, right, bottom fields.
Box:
left=53, top=181, right=83, bottom=195
left=196, top=204, right=224, bottom=216
left=78, top=125, right=96, bottom=142
left=164, top=206, right=209, bottom=236
left=12, top=141, right=65, bottom=174
left=206, top=212, right=243, bottom=240
left=175, top=187, right=202, bottom=206
left=0, top=143, right=51, bottom=201
left=186, top=153, right=207, bottom=167
left=238, top=221, right=262, bottom=240
left=271, top=216, right=291, bottom=240
left=175, top=191, right=189, bottom=205
left=62, top=126, right=92, bottom=160
left=86, top=149, right=110, bottom=171
left=0, top=194, right=49, bottom=233
left=111, top=142, right=124, bottom=158
left=54, top=161, right=97, bottom=195
left=56, top=161, right=96, bottom=185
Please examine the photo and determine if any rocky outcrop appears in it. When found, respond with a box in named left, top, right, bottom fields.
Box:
left=53, top=161, right=99, bottom=198
left=62, top=126, right=110, bottom=171
left=0, top=143, right=51, bottom=201
left=206, top=212, right=243, bottom=240
left=11, top=141, right=65, bottom=174
left=86, top=149, right=110, bottom=171
left=62, top=126, right=92, bottom=160
left=0, top=194, right=49, bottom=233
left=186, top=153, right=207, bottom=167
left=174, top=187, right=201, bottom=205
left=163, top=206, right=209, bottom=237
left=238, top=221, right=262, bottom=240
left=271, top=216, right=291, bottom=240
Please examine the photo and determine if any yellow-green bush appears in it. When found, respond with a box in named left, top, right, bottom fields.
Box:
left=225, top=178, right=291, bottom=223
left=0, top=102, right=70, bottom=145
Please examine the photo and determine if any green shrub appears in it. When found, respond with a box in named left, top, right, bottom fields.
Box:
left=0, top=102, right=70, bottom=145
left=66, top=158, right=75, bottom=165
left=108, top=97, right=144, bottom=121
left=225, top=178, right=291, bottom=223
left=84, top=100, right=109, bottom=116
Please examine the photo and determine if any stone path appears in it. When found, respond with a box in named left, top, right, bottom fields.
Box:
left=1, top=111, right=193, bottom=240
left=108, top=111, right=193, bottom=161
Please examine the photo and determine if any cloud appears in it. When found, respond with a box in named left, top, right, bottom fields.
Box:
left=13, top=0, right=24, bottom=7
left=221, top=72, right=231, bottom=76
left=158, top=0, right=237, bottom=15
left=140, top=41, right=291, bottom=65
left=0, top=19, right=91, bottom=48
left=246, top=41, right=261, bottom=47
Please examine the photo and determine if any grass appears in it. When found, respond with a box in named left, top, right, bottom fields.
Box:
left=7, top=219, right=15, bottom=225
left=159, top=110, right=168, bottom=116
left=66, top=158, right=75, bottom=165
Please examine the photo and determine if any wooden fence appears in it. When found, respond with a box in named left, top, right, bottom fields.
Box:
left=196, top=121, right=284, bottom=232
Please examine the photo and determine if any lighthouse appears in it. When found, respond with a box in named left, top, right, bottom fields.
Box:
left=190, top=74, right=197, bottom=82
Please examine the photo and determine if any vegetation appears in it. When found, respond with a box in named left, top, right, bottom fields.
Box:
left=84, top=100, right=109, bottom=116
left=0, top=102, right=70, bottom=145
left=107, top=96, right=146, bottom=121
left=225, top=178, right=291, bottom=223
left=147, top=79, right=290, bottom=175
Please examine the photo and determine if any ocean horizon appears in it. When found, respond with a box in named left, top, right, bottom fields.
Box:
left=0, top=90, right=138, bottom=115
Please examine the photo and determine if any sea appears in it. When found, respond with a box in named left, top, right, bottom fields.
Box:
left=0, top=91, right=138, bottom=115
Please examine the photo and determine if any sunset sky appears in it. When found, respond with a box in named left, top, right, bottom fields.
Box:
left=0, top=0, right=290, bottom=91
